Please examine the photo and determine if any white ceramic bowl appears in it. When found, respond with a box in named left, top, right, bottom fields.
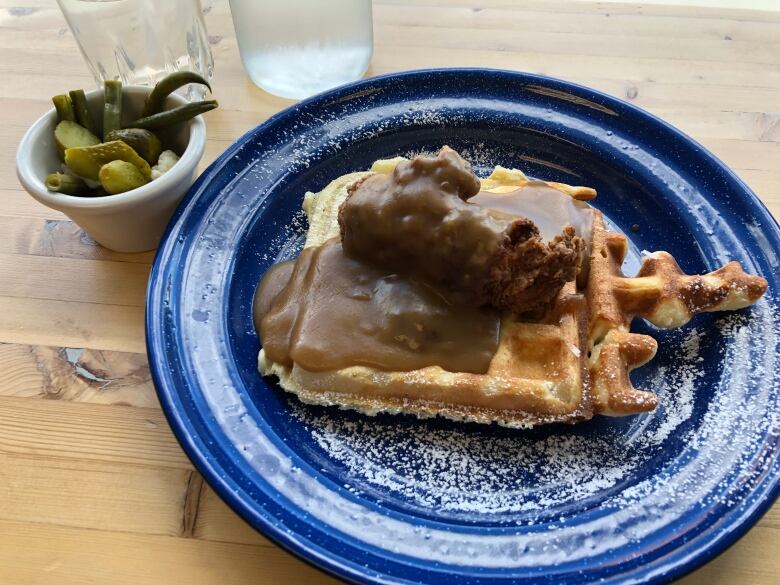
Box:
left=16, top=86, right=206, bottom=253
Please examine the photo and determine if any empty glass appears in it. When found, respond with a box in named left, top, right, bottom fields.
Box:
left=229, top=0, right=373, bottom=100
left=57, top=0, right=213, bottom=97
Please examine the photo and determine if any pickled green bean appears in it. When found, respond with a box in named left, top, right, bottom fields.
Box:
left=69, top=89, right=98, bottom=135
left=142, top=71, right=212, bottom=117
left=128, top=100, right=217, bottom=130
left=103, top=80, right=122, bottom=140
left=45, top=172, right=87, bottom=195
left=52, top=94, right=76, bottom=122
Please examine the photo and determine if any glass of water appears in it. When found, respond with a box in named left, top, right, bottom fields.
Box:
left=57, top=0, right=213, bottom=96
left=229, top=0, right=373, bottom=100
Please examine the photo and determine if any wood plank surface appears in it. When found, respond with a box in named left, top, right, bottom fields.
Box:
left=0, top=1, right=777, bottom=584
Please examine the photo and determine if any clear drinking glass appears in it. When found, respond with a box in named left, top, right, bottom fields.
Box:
left=229, top=0, right=373, bottom=100
left=56, top=0, right=213, bottom=97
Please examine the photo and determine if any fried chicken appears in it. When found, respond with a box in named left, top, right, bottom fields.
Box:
left=338, top=147, right=583, bottom=317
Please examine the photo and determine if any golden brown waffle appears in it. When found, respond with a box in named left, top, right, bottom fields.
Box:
left=259, top=159, right=767, bottom=426
left=587, top=212, right=767, bottom=415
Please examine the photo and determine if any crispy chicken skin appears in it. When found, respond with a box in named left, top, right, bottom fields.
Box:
left=487, top=220, right=581, bottom=318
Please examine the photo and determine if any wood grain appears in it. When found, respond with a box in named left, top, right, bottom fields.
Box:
left=1, top=1, right=778, bottom=584
left=0, top=296, right=145, bottom=352
left=0, top=396, right=189, bottom=468
left=0, top=343, right=156, bottom=406
left=0, top=520, right=342, bottom=585
left=0, top=216, right=155, bottom=263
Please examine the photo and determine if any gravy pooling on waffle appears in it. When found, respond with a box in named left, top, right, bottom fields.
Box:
left=255, top=237, right=501, bottom=374
left=254, top=147, right=768, bottom=427
left=255, top=147, right=588, bottom=374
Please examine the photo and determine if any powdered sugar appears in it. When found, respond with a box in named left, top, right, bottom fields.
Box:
left=402, top=143, right=498, bottom=174
left=255, top=149, right=778, bottom=521
left=287, top=299, right=778, bottom=519
left=294, top=409, right=639, bottom=516
left=256, top=209, right=308, bottom=264
left=637, top=327, right=703, bottom=446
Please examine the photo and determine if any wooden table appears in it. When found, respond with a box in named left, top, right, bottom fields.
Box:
left=1, top=1, right=778, bottom=583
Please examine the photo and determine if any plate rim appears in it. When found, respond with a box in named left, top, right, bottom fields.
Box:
left=146, top=67, right=780, bottom=585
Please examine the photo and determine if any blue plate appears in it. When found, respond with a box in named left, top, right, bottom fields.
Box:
left=146, top=69, right=780, bottom=584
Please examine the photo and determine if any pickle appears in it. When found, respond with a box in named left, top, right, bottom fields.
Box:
left=69, top=89, right=99, bottom=135
left=54, top=120, right=100, bottom=156
left=98, top=160, right=149, bottom=194
left=105, top=128, right=162, bottom=164
left=129, top=100, right=217, bottom=130
left=52, top=94, right=76, bottom=122
left=142, top=71, right=212, bottom=117
left=64, top=140, right=151, bottom=181
left=103, top=80, right=122, bottom=140
left=45, top=172, right=88, bottom=196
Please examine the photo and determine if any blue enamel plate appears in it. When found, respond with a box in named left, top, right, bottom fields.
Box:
left=146, top=69, right=780, bottom=584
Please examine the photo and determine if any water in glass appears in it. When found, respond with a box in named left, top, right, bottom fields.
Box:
left=229, top=0, right=373, bottom=100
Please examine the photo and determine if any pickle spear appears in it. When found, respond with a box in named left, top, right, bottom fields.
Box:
left=54, top=120, right=101, bottom=156
left=64, top=140, right=151, bottom=181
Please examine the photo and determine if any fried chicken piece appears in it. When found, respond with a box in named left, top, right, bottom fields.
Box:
left=488, top=220, right=582, bottom=318
left=338, top=147, right=583, bottom=317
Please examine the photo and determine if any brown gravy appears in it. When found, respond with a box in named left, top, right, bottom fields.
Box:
left=469, top=182, right=594, bottom=284
left=256, top=149, right=594, bottom=374
left=254, top=238, right=500, bottom=374
left=469, top=182, right=593, bottom=243
left=339, top=148, right=507, bottom=305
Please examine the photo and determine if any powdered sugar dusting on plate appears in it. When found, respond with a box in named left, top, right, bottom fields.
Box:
left=258, top=154, right=778, bottom=522
left=287, top=299, right=778, bottom=519
left=637, top=326, right=703, bottom=446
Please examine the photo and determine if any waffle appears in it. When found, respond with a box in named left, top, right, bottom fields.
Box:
left=259, top=159, right=767, bottom=427
left=587, top=212, right=768, bottom=415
